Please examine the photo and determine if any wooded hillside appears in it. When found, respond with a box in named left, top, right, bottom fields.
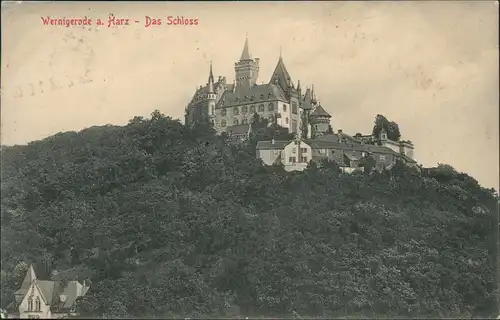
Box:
left=1, top=111, right=498, bottom=318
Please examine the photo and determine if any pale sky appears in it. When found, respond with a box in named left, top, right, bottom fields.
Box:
left=1, top=1, right=499, bottom=190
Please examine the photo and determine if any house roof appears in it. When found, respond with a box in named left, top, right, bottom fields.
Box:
left=344, top=151, right=361, bottom=161
left=226, top=123, right=250, bottom=135
left=256, top=140, right=291, bottom=150
left=217, top=83, right=287, bottom=108
left=306, top=135, right=400, bottom=155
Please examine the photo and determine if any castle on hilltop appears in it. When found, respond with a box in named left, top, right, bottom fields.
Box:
left=185, top=36, right=416, bottom=172
left=185, top=36, right=331, bottom=139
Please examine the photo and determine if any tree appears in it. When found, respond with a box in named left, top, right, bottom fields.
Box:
left=372, top=114, right=401, bottom=141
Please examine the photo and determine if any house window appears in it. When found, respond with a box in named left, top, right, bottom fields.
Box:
left=289, top=157, right=296, bottom=163
left=286, top=117, right=289, bottom=124
left=283, top=104, right=287, bottom=112
left=233, top=107, right=239, bottom=115
left=35, top=297, right=41, bottom=311
left=242, top=117, right=248, bottom=124
left=380, top=155, right=386, bottom=160
left=242, top=105, right=248, bottom=114
left=221, top=120, right=226, bottom=127
left=292, top=102, right=298, bottom=114
left=319, top=149, right=326, bottom=154
left=300, top=156, right=308, bottom=162
left=268, top=103, right=274, bottom=111
left=28, top=297, right=33, bottom=311
left=221, top=109, right=226, bottom=116
left=292, top=148, right=297, bottom=154
left=258, top=104, right=265, bottom=112
left=300, top=148, right=307, bottom=153
left=234, top=118, right=239, bottom=125
left=250, top=105, right=256, bottom=113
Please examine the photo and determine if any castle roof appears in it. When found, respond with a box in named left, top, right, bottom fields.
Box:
left=302, top=88, right=314, bottom=110
left=310, top=104, right=331, bottom=118
left=217, top=83, right=287, bottom=108
left=269, top=57, right=292, bottom=92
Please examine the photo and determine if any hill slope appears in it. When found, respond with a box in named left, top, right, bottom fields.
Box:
left=1, top=111, right=498, bottom=318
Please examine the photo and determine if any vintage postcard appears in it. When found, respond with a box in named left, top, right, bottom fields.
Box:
left=1, top=1, right=499, bottom=319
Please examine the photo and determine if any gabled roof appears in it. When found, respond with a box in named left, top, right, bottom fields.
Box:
left=256, top=140, right=291, bottom=150
left=269, top=57, right=292, bottom=92
left=15, top=265, right=36, bottom=296
left=217, top=84, right=287, bottom=108
left=310, top=104, right=331, bottom=118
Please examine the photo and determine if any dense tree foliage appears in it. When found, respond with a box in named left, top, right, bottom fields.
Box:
left=1, top=111, right=498, bottom=318
left=372, top=114, right=401, bottom=142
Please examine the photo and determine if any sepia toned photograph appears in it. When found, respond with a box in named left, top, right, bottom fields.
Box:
left=1, top=1, right=499, bottom=319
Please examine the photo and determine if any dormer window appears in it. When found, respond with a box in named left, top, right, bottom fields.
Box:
left=250, top=95, right=255, bottom=101
left=260, top=94, right=264, bottom=100
left=244, top=96, right=248, bottom=101
left=268, top=93, right=272, bottom=98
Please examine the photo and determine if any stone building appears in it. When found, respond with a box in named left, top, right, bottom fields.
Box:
left=184, top=36, right=330, bottom=140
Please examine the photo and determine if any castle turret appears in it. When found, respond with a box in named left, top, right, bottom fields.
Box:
left=309, top=102, right=331, bottom=137
left=234, top=35, right=260, bottom=88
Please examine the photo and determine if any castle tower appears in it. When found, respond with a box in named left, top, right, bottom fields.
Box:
left=207, top=62, right=217, bottom=126
left=310, top=102, right=331, bottom=137
left=234, top=36, right=260, bottom=88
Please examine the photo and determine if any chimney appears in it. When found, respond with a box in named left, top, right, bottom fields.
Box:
left=338, top=129, right=343, bottom=134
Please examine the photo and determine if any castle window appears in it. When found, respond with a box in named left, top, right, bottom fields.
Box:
left=268, top=103, right=274, bottom=111
left=221, top=109, right=226, bottom=116
left=211, top=106, right=215, bottom=115
left=242, top=118, right=248, bottom=124
left=233, top=107, right=239, bottom=115
left=28, top=297, right=33, bottom=311
left=242, top=105, right=248, bottom=114
left=258, top=104, right=264, bottom=112
left=286, top=117, right=289, bottom=124
left=234, top=118, right=239, bottom=125
left=221, top=120, right=227, bottom=127
left=35, top=297, right=41, bottom=311
left=283, top=104, right=287, bottom=112
left=250, top=105, right=256, bottom=113
left=292, top=102, right=298, bottom=114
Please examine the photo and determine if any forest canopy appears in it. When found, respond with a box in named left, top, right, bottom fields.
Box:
left=1, top=111, right=498, bottom=319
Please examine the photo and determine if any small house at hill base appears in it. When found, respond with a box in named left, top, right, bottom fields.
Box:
left=5, top=265, right=90, bottom=319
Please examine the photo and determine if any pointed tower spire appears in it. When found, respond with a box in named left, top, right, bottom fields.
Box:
left=311, top=84, right=317, bottom=104
left=207, top=61, right=214, bottom=93
left=297, top=80, right=301, bottom=92
left=240, top=34, right=251, bottom=61
left=279, top=46, right=282, bottom=60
